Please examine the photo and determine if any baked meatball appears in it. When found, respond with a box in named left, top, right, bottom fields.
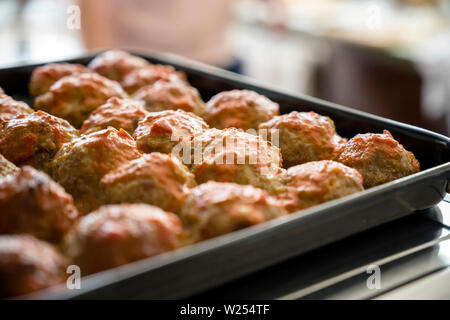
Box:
left=122, top=64, right=186, bottom=94
left=52, top=127, right=141, bottom=214
left=259, top=111, right=347, bottom=168
left=88, top=50, right=150, bottom=82
left=34, top=72, right=127, bottom=128
left=133, top=81, right=207, bottom=117
left=180, top=181, right=286, bottom=242
left=0, top=111, right=78, bottom=174
left=0, top=235, right=67, bottom=298
left=337, top=130, right=420, bottom=188
left=191, top=128, right=284, bottom=193
left=29, top=63, right=91, bottom=97
left=101, top=153, right=196, bottom=213
left=134, top=109, right=208, bottom=155
left=0, top=154, right=18, bottom=178
left=0, top=166, right=79, bottom=242
left=80, top=97, right=149, bottom=135
left=64, top=204, right=182, bottom=275
left=205, top=90, right=279, bottom=130
left=277, top=160, right=364, bottom=213
left=0, top=94, right=34, bottom=123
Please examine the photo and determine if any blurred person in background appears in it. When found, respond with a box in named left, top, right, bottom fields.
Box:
left=79, top=0, right=242, bottom=73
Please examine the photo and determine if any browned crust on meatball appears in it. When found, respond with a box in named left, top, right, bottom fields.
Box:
left=0, top=94, right=34, bottom=123
left=133, top=81, right=206, bottom=117
left=133, top=109, right=208, bottom=155
left=259, top=111, right=347, bottom=168
left=80, top=97, right=149, bottom=135
left=180, top=181, right=286, bottom=242
left=34, top=73, right=127, bottom=128
left=0, top=235, right=67, bottom=298
left=277, top=160, right=364, bottom=212
left=88, top=50, right=150, bottom=82
left=29, top=63, right=91, bottom=97
left=122, top=64, right=186, bottom=94
left=0, top=166, right=79, bottom=242
left=0, top=111, right=78, bottom=174
left=337, top=130, right=420, bottom=188
left=52, top=128, right=141, bottom=214
left=64, top=203, right=182, bottom=275
left=101, top=153, right=196, bottom=213
left=205, top=90, right=279, bottom=130
left=0, top=153, right=18, bottom=178
left=191, top=128, right=284, bottom=193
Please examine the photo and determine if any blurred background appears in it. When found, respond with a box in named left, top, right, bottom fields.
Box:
left=0, top=0, right=449, bottom=135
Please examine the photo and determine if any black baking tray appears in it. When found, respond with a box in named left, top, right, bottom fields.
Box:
left=0, top=51, right=449, bottom=299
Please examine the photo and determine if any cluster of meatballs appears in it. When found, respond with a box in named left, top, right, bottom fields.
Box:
left=0, top=50, right=420, bottom=298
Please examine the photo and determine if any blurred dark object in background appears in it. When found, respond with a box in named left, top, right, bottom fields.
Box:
left=317, top=44, right=448, bottom=135
left=235, top=0, right=450, bottom=136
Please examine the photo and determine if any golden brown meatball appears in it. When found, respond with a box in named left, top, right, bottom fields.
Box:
left=205, top=90, right=279, bottom=130
left=337, top=130, right=420, bottom=188
left=0, top=94, right=34, bottom=123
left=0, top=154, right=18, bottom=178
left=191, top=128, right=284, bottom=193
left=0, top=166, right=79, bottom=242
left=80, top=97, right=149, bottom=135
left=180, top=181, right=286, bottom=242
left=259, top=111, right=347, bottom=168
left=0, top=235, right=67, bottom=298
left=52, top=127, right=141, bottom=214
left=277, top=160, right=364, bottom=213
left=133, top=81, right=207, bottom=117
left=88, top=50, right=150, bottom=82
left=101, top=153, right=196, bottom=213
left=133, top=109, right=208, bottom=155
left=64, top=203, right=182, bottom=275
left=29, top=63, right=91, bottom=97
left=34, top=73, right=127, bottom=128
left=122, top=64, right=186, bottom=94
left=0, top=111, right=78, bottom=174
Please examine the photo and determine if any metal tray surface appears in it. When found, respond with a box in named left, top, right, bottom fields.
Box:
left=0, top=51, right=449, bottom=299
